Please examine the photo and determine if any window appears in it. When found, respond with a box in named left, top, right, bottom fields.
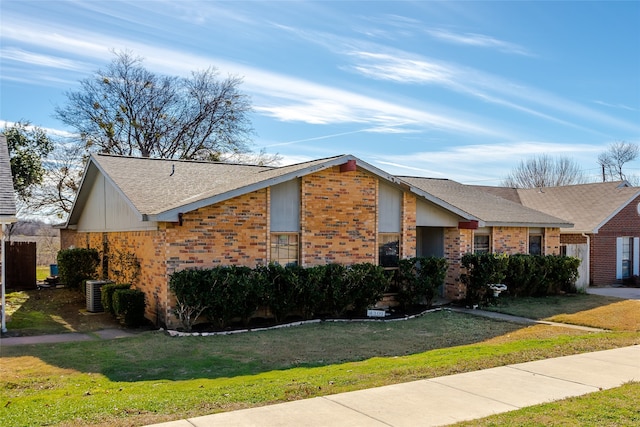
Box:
left=529, top=234, right=542, bottom=255
left=474, top=234, right=490, bottom=254
left=378, top=233, right=400, bottom=268
left=270, top=233, right=299, bottom=266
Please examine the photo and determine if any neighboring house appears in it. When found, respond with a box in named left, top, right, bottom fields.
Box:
left=60, top=154, right=571, bottom=328
left=1, top=135, right=18, bottom=332
left=480, top=181, right=640, bottom=288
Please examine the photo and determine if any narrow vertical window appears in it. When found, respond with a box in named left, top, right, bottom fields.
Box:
left=378, top=233, right=400, bottom=268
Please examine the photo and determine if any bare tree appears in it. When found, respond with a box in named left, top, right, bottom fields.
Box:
left=597, top=141, right=639, bottom=182
left=55, top=51, right=254, bottom=160
left=26, top=140, right=84, bottom=220
left=502, top=155, right=587, bottom=188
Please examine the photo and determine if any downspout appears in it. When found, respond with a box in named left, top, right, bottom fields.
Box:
left=582, top=233, right=591, bottom=288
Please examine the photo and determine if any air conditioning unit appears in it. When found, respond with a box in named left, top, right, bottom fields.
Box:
left=86, top=280, right=107, bottom=312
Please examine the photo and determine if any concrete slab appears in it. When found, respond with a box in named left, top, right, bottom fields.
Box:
left=512, top=347, right=640, bottom=389
left=430, top=366, right=598, bottom=408
left=325, top=379, right=518, bottom=427
left=189, top=397, right=388, bottom=427
left=0, top=332, right=93, bottom=346
left=93, top=329, right=137, bottom=339
left=587, top=286, right=640, bottom=299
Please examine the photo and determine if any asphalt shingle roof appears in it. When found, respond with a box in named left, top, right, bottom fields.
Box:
left=0, top=135, right=17, bottom=219
left=90, top=154, right=344, bottom=216
left=401, top=176, right=572, bottom=227
left=514, top=181, right=640, bottom=233
left=69, top=153, right=573, bottom=228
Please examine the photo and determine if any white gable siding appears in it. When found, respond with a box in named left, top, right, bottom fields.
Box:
left=77, top=173, right=156, bottom=232
left=379, top=182, right=402, bottom=233
left=417, top=199, right=459, bottom=227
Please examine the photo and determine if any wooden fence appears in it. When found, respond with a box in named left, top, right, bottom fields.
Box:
left=5, top=241, right=36, bottom=290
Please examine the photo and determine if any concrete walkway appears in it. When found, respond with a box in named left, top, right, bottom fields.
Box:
left=0, top=328, right=137, bottom=346
left=147, top=345, right=639, bottom=427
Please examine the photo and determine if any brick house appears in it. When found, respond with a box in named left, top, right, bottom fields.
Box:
left=480, top=181, right=640, bottom=288
left=1, top=135, right=18, bottom=332
left=61, top=154, right=570, bottom=328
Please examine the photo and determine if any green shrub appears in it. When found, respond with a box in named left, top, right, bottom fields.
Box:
left=505, top=254, right=580, bottom=297
left=461, top=253, right=509, bottom=306
left=343, top=263, right=389, bottom=316
left=101, top=283, right=131, bottom=315
left=113, top=288, right=146, bottom=327
left=204, top=266, right=264, bottom=328
left=169, top=268, right=213, bottom=331
left=396, top=257, right=447, bottom=308
left=57, top=248, right=100, bottom=289
left=259, top=263, right=300, bottom=323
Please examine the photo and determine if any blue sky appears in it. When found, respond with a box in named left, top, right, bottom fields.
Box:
left=1, top=0, right=639, bottom=185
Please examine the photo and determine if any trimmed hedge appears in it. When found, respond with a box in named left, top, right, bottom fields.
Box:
left=169, top=262, right=394, bottom=331
left=101, top=283, right=132, bottom=315
left=113, top=288, right=146, bottom=328
left=56, top=248, right=100, bottom=289
left=462, top=253, right=581, bottom=306
left=396, top=257, right=448, bottom=309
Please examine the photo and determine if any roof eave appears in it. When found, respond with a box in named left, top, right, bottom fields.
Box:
left=486, top=222, right=574, bottom=229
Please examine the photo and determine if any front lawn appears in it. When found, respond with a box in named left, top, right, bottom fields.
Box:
left=454, top=381, right=640, bottom=426
left=1, top=292, right=638, bottom=426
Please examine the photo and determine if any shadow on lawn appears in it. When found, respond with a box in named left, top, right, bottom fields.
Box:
left=2, top=309, right=530, bottom=382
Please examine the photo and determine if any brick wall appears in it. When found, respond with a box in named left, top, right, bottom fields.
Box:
left=560, top=234, right=588, bottom=244
left=402, top=193, right=417, bottom=259
left=590, top=194, right=640, bottom=286
left=544, top=228, right=561, bottom=255
left=300, top=166, right=377, bottom=265
left=493, top=227, right=527, bottom=254
left=443, top=227, right=472, bottom=300
left=165, top=190, right=269, bottom=274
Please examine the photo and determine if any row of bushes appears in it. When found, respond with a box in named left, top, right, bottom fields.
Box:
left=170, top=257, right=448, bottom=332
left=461, top=253, right=581, bottom=306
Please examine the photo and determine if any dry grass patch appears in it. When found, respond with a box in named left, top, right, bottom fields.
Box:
left=547, top=300, right=640, bottom=332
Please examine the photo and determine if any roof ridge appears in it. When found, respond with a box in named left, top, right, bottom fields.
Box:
left=93, top=153, right=275, bottom=169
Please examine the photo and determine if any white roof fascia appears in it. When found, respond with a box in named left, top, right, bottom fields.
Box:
left=592, top=189, right=640, bottom=234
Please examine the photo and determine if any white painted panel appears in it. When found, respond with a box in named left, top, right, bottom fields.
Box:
left=565, top=244, right=589, bottom=291
left=634, top=237, right=639, bottom=276
left=379, top=182, right=401, bottom=232
left=77, top=174, right=106, bottom=231
left=616, top=237, right=623, bottom=280
left=416, top=199, right=459, bottom=227
left=271, top=179, right=300, bottom=232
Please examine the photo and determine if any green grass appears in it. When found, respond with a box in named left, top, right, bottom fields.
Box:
left=487, top=294, right=625, bottom=320
left=2, top=292, right=638, bottom=426
left=36, top=265, right=50, bottom=281
left=2, top=316, right=638, bottom=426
left=454, top=381, right=640, bottom=426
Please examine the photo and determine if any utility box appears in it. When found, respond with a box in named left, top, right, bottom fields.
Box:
left=86, top=280, right=106, bottom=312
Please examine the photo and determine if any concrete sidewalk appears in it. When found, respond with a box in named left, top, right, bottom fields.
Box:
left=147, top=345, right=639, bottom=427
left=0, top=328, right=137, bottom=346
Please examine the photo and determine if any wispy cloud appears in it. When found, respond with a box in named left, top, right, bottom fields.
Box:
left=593, top=100, right=638, bottom=112
left=372, top=142, right=604, bottom=184
left=426, top=28, right=534, bottom=56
